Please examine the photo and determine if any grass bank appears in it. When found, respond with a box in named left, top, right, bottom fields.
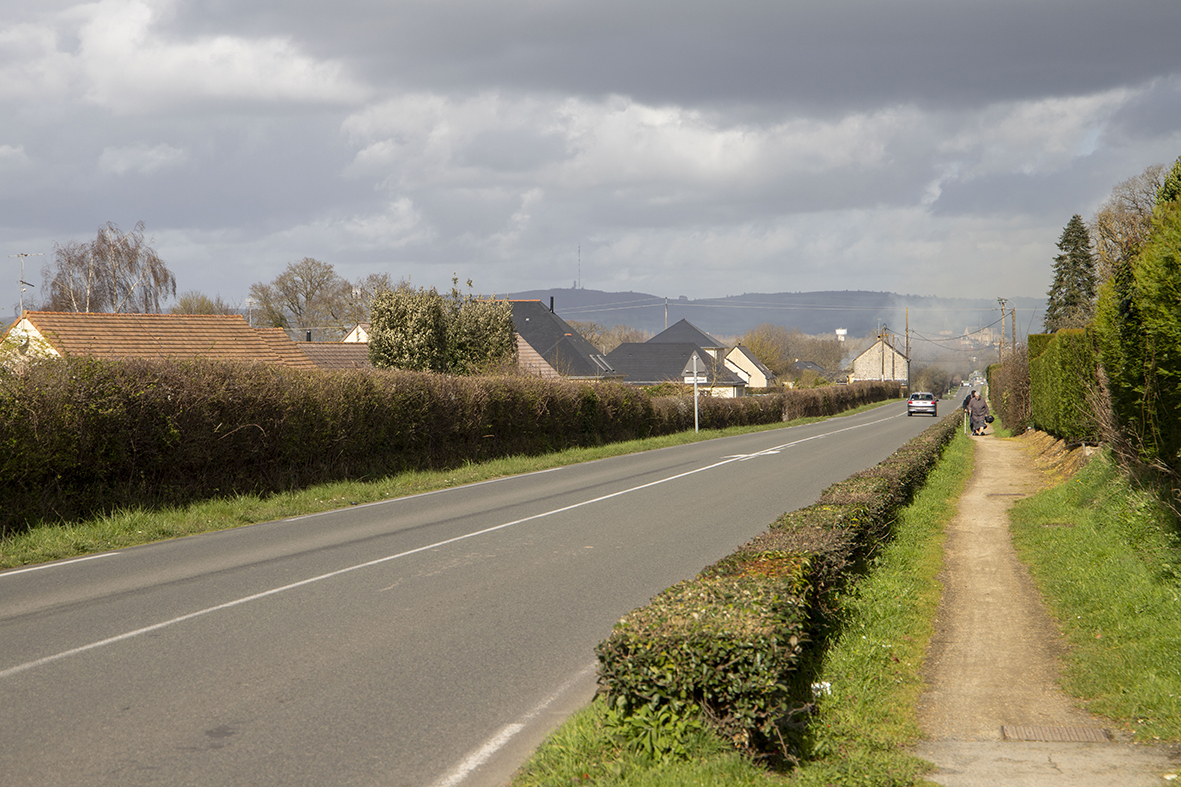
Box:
left=1009, top=447, right=1181, bottom=742
left=511, top=431, right=976, bottom=787
left=0, top=400, right=897, bottom=571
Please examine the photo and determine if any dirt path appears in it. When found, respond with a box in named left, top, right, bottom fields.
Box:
left=911, top=433, right=1180, bottom=786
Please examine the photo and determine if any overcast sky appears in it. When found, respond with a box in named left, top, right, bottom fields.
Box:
left=2, top=0, right=1179, bottom=318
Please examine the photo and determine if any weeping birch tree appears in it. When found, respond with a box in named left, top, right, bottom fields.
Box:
left=42, top=221, right=176, bottom=313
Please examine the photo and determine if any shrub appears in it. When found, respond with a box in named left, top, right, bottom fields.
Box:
left=596, top=572, right=810, bottom=757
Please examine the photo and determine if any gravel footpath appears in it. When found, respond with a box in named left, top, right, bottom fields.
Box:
left=911, top=431, right=1181, bottom=786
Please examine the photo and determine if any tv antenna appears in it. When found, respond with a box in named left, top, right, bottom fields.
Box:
left=8, top=252, right=42, bottom=316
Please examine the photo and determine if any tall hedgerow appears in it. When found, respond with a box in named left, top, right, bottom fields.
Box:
left=1095, top=154, right=1181, bottom=476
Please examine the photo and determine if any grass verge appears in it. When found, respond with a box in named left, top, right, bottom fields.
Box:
left=1009, top=447, right=1181, bottom=742
left=0, top=400, right=897, bottom=570
left=511, top=431, right=976, bottom=787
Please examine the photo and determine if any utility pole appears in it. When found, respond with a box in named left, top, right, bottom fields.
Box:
left=905, top=307, right=910, bottom=391
left=1011, top=308, right=1016, bottom=355
left=880, top=325, right=885, bottom=380
left=8, top=252, right=43, bottom=316
left=997, top=298, right=1008, bottom=363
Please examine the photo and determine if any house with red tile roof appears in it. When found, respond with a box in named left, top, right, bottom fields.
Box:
left=296, top=342, right=373, bottom=370
left=0, top=312, right=322, bottom=370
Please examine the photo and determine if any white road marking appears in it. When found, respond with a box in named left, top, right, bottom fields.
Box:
left=0, top=552, right=117, bottom=578
left=430, top=665, right=598, bottom=787
left=0, top=410, right=901, bottom=680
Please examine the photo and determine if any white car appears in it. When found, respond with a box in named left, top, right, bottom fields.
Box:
left=906, top=391, right=938, bottom=416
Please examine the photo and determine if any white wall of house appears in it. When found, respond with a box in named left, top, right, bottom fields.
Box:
left=725, top=347, right=774, bottom=388
left=0, top=318, right=59, bottom=366
left=343, top=323, right=369, bottom=343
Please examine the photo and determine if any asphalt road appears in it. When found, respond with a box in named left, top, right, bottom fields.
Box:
left=0, top=400, right=942, bottom=787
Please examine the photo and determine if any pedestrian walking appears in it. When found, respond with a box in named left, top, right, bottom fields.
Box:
left=967, top=390, right=990, bottom=435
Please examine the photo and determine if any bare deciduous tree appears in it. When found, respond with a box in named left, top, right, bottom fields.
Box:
left=42, top=221, right=176, bottom=313
left=739, top=323, right=846, bottom=378
left=342, top=272, right=397, bottom=328
left=170, top=290, right=238, bottom=315
left=248, top=260, right=396, bottom=340
left=1090, top=162, right=1165, bottom=284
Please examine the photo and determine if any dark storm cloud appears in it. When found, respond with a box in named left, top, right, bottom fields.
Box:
left=1, top=0, right=1180, bottom=317
left=175, top=0, right=1181, bottom=109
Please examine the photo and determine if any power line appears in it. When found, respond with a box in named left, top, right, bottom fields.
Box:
left=558, top=296, right=1040, bottom=316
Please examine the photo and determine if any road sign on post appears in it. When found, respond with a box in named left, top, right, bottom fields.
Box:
left=693, top=355, right=699, bottom=433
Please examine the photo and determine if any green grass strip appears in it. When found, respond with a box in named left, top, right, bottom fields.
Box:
left=0, top=400, right=896, bottom=570
left=1009, top=449, right=1181, bottom=742
left=511, top=431, right=975, bottom=786
left=787, top=431, right=972, bottom=786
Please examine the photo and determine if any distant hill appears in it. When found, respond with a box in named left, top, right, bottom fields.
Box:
left=506, top=288, right=1046, bottom=341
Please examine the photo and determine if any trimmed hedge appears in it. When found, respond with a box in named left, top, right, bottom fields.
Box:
left=595, top=570, right=811, bottom=753
left=1028, top=328, right=1099, bottom=443
left=1028, top=333, right=1053, bottom=361
left=0, top=357, right=900, bottom=536
left=595, top=411, right=962, bottom=759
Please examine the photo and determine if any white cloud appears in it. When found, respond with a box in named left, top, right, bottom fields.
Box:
left=325, top=83, right=1165, bottom=298
left=343, top=92, right=925, bottom=202
left=0, top=143, right=30, bottom=167
left=342, top=198, right=437, bottom=249
left=1, top=0, right=1178, bottom=316
left=0, top=21, right=77, bottom=101
left=98, top=141, right=185, bottom=174
left=0, top=0, right=371, bottom=113
left=937, top=89, right=1134, bottom=179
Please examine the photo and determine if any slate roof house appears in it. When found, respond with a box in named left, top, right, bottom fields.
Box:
left=648, top=318, right=777, bottom=390
left=508, top=300, right=619, bottom=380
left=0, top=311, right=367, bottom=371
left=605, top=341, right=747, bottom=397
left=296, top=342, right=373, bottom=370
left=647, top=318, right=727, bottom=358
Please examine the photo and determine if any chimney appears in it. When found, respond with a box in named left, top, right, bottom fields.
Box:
left=549, top=297, right=554, bottom=313
left=305, top=330, right=312, bottom=342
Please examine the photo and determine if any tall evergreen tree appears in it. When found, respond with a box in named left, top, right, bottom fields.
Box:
left=1044, top=214, right=1097, bottom=331
left=1156, top=154, right=1181, bottom=205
